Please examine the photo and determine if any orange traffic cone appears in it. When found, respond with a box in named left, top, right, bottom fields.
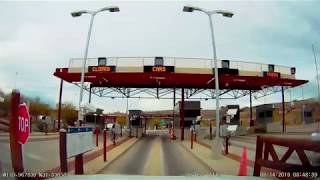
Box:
left=238, top=146, right=248, bottom=176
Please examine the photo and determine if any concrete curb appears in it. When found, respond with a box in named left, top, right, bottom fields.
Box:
left=97, top=137, right=143, bottom=174
left=177, top=140, right=217, bottom=175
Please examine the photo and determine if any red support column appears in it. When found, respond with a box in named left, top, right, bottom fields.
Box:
left=59, top=129, right=68, bottom=173
left=9, top=90, right=24, bottom=173
left=180, top=88, right=185, bottom=141
left=249, top=90, right=254, bottom=127
left=75, top=154, right=84, bottom=174
left=57, top=79, right=63, bottom=130
left=95, top=127, right=99, bottom=147
left=190, top=129, right=193, bottom=149
left=281, top=86, right=286, bottom=133
left=144, top=120, right=146, bottom=135
left=103, top=129, right=107, bottom=162
left=121, top=125, right=123, bottom=137
left=88, top=85, right=92, bottom=103
left=172, top=88, right=176, bottom=139
left=135, top=125, right=138, bottom=138
left=209, top=121, right=212, bottom=140
left=113, top=131, right=116, bottom=146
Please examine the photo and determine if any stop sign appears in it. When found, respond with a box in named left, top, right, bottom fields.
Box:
left=17, top=103, right=30, bottom=144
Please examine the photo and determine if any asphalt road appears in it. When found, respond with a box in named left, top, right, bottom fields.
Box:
left=161, top=134, right=212, bottom=176
left=100, top=131, right=213, bottom=176
left=0, top=132, right=127, bottom=173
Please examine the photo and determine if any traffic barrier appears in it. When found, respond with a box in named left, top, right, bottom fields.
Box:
left=253, top=136, right=320, bottom=177
left=238, top=146, right=248, bottom=176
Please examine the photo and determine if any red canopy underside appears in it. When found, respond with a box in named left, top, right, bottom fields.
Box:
left=54, top=70, right=308, bottom=90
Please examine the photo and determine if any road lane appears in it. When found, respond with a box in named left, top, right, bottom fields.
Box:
left=99, top=135, right=155, bottom=175
left=100, top=131, right=213, bottom=176
left=161, top=134, right=213, bottom=176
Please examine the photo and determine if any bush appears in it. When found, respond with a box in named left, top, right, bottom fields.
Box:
left=36, top=121, right=47, bottom=132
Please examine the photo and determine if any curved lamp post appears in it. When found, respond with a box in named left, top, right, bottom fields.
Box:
left=183, top=5, right=233, bottom=159
left=71, top=6, right=120, bottom=126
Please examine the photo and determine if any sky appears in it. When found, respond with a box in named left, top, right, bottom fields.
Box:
left=0, top=0, right=320, bottom=113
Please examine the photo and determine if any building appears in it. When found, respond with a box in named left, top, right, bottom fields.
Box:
left=174, top=101, right=201, bottom=128
left=255, top=104, right=274, bottom=132
left=255, top=102, right=316, bottom=132
left=222, top=105, right=240, bottom=125
left=129, top=110, right=143, bottom=126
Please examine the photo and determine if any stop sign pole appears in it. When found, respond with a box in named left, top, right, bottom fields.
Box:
left=9, top=90, right=24, bottom=173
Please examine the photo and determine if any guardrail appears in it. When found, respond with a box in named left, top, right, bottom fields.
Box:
left=68, top=57, right=294, bottom=75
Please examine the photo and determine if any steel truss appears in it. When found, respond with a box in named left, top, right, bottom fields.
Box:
left=72, top=82, right=292, bottom=100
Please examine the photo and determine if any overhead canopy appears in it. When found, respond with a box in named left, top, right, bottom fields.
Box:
left=54, top=57, right=308, bottom=100
left=54, top=57, right=307, bottom=90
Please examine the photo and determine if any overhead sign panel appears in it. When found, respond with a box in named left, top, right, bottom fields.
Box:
left=88, top=66, right=115, bottom=73
left=66, top=127, right=94, bottom=158
left=218, top=68, right=239, bottom=75
left=263, top=71, right=280, bottom=78
left=144, top=66, right=175, bottom=73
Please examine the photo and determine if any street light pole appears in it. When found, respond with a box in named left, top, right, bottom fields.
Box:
left=78, top=15, right=94, bottom=126
left=207, top=14, right=222, bottom=158
left=312, top=44, right=320, bottom=101
left=71, top=6, right=120, bottom=126
left=183, top=6, right=233, bottom=159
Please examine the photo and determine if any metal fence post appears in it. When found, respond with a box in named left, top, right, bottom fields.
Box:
left=59, top=129, right=68, bottom=173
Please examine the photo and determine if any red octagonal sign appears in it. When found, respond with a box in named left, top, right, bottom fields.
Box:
left=17, top=103, right=30, bottom=144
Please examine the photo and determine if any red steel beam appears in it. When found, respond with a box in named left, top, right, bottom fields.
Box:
left=180, top=88, right=184, bottom=141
